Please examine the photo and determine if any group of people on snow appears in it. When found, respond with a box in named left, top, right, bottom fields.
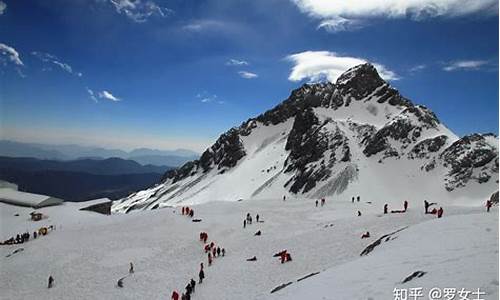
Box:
left=351, top=196, right=361, bottom=203
left=315, top=198, right=326, bottom=207
left=205, top=240, right=225, bottom=265
left=243, top=213, right=260, bottom=228
left=181, top=207, right=194, bottom=218
left=274, top=250, right=292, bottom=264
left=171, top=278, right=197, bottom=300
left=1, top=226, right=54, bottom=245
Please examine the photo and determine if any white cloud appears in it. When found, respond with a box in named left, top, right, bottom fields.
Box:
left=182, top=19, right=228, bottom=32
left=226, top=59, right=249, bottom=66
left=32, top=51, right=83, bottom=77
left=409, top=64, right=427, bottom=72
left=0, top=43, right=24, bottom=66
left=0, top=1, right=6, bottom=15
left=286, top=51, right=398, bottom=83
left=109, top=0, right=173, bottom=23
left=292, top=0, right=498, bottom=31
left=317, top=17, right=364, bottom=32
left=196, top=92, right=221, bottom=104
left=86, top=87, right=98, bottom=103
left=238, top=71, right=258, bottom=79
left=443, top=60, right=489, bottom=71
left=99, top=90, right=122, bottom=102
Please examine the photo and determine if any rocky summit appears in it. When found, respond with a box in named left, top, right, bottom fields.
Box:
left=113, top=64, right=498, bottom=213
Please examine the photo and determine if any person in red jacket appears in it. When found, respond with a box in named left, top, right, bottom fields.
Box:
left=172, top=290, right=179, bottom=300
left=404, top=200, right=408, bottom=212
left=212, top=247, right=216, bottom=258
left=437, top=207, right=443, bottom=218
left=486, top=200, right=492, bottom=212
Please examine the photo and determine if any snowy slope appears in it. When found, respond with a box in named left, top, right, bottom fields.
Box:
left=271, top=212, right=499, bottom=300
left=1, top=196, right=497, bottom=299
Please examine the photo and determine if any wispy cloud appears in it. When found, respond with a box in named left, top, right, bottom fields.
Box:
left=108, top=0, right=173, bottom=23
left=286, top=50, right=398, bottom=83
left=317, top=17, right=364, bottom=32
left=443, top=60, right=489, bottom=71
left=0, top=1, right=6, bottom=15
left=292, top=0, right=498, bottom=32
left=226, top=59, right=249, bottom=66
left=99, top=90, right=121, bottom=102
left=238, top=71, right=258, bottom=79
left=32, top=51, right=83, bottom=77
left=0, top=43, right=24, bottom=66
left=86, top=87, right=98, bottom=103
left=409, top=64, right=427, bottom=72
left=182, top=19, right=229, bottom=32
left=196, top=92, right=223, bottom=104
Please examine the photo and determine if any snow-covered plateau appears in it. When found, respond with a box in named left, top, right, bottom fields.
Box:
left=0, top=197, right=497, bottom=299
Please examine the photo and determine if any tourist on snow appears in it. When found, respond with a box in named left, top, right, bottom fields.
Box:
left=222, top=248, right=226, bottom=257
left=190, top=278, right=196, bottom=293
left=117, top=278, right=124, bottom=288
left=129, top=262, right=134, bottom=274
left=352, top=197, right=355, bottom=203
left=437, top=207, right=443, bottom=218
left=256, top=214, right=260, bottom=223
left=171, top=290, right=179, bottom=300
left=185, top=283, right=192, bottom=295
left=357, top=211, right=362, bottom=217
left=247, top=256, right=257, bottom=261
left=48, top=275, right=54, bottom=288
left=286, top=253, right=292, bottom=262
left=254, top=230, right=261, bottom=236
left=249, top=215, right=253, bottom=224
left=486, top=200, right=492, bottom=212
left=361, top=232, right=370, bottom=239
left=384, top=204, right=388, bottom=214
left=217, top=247, right=221, bottom=257
left=321, top=198, right=325, bottom=206
left=315, top=200, right=318, bottom=207
left=212, top=247, right=216, bottom=258
left=283, top=195, right=286, bottom=201
left=243, top=219, right=246, bottom=228
left=357, top=196, right=360, bottom=202
left=208, top=253, right=212, bottom=265
left=404, top=200, right=408, bottom=212
left=182, top=207, right=185, bottom=215
left=198, top=269, right=205, bottom=284
left=280, top=251, right=287, bottom=263
left=189, top=210, right=194, bottom=218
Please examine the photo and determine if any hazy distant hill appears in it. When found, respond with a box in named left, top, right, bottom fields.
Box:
left=0, top=156, right=171, bottom=175
left=0, top=156, right=173, bottom=201
left=0, top=140, right=199, bottom=167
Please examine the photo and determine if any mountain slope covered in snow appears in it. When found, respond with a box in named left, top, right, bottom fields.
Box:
left=113, top=64, right=498, bottom=213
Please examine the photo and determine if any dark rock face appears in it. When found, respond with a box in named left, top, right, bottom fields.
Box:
left=409, top=135, right=448, bottom=159
left=440, top=134, right=498, bottom=191
left=336, top=64, right=412, bottom=107
left=284, top=108, right=331, bottom=193
left=363, top=106, right=440, bottom=158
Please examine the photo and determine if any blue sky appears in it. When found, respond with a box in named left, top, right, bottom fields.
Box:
left=1, top=0, right=498, bottom=152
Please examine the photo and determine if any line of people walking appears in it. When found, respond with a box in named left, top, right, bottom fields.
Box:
left=1, top=225, right=55, bottom=245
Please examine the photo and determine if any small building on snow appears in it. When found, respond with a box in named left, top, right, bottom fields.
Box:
left=0, top=188, right=63, bottom=208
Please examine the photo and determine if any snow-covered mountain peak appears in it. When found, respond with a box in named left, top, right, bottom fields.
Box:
left=112, top=64, right=498, bottom=213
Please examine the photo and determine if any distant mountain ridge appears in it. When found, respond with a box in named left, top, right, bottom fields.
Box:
left=0, top=156, right=171, bottom=175
left=0, top=141, right=199, bottom=167
left=0, top=156, right=173, bottom=201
